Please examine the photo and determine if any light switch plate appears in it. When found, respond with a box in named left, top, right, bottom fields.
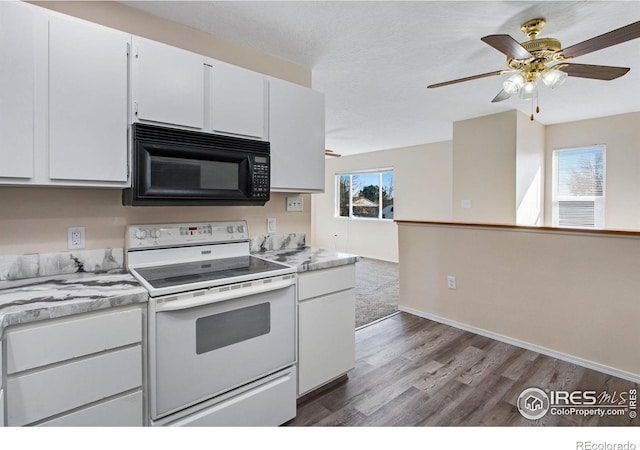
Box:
left=267, top=218, right=277, bottom=233
left=286, top=196, right=304, bottom=212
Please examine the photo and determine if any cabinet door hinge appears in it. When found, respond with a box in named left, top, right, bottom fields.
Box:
left=126, top=42, right=130, bottom=56
left=134, top=45, right=139, bottom=59
left=134, top=102, right=138, bottom=115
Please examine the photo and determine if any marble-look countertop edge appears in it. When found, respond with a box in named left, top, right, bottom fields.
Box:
left=253, top=246, right=360, bottom=273
left=0, top=271, right=148, bottom=337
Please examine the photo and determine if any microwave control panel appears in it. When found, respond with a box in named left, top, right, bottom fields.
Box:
left=251, top=156, right=270, bottom=198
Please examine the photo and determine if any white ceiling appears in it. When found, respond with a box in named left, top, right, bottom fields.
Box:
left=122, top=1, right=640, bottom=155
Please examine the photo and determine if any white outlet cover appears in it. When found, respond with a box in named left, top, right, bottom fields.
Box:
left=447, top=276, right=456, bottom=289
left=67, top=227, right=85, bottom=250
left=461, top=200, right=472, bottom=209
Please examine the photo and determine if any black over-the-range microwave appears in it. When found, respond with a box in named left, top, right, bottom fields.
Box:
left=123, top=123, right=270, bottom=206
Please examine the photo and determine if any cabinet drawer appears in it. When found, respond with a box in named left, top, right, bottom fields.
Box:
left=7, top=345, right=142, bottom=426
left=6, top=306, right=142, bottom=374
left=298, top=264, right=356, bottom=301
left=37, top=390, right=143, bottom=427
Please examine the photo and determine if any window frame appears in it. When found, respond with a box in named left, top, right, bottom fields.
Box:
left=335, top=168, right=394, bottom=221
left=551, top=145, right=606, bottom=229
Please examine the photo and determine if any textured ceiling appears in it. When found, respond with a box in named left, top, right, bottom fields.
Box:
left=122, top=1, right=640, bottom=155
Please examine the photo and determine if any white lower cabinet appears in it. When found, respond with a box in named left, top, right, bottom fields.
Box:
left=4, top=306, right=144, bottom=426
left=297, top=264, right=356, bottom=396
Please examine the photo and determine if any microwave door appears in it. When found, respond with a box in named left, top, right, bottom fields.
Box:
left=136, top=143, right=250, bottom=202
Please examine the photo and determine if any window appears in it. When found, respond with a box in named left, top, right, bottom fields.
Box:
left=552, top=146, right=605, bottom=229
left=336, top=170, right=394, bottom=219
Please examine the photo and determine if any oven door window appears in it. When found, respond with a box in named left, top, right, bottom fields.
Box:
left=196, top=303, right=270, bottom=354
left=137, top=142, right=250, bottom=198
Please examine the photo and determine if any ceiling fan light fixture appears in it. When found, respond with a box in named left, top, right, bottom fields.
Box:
left=519, top=80, right=538, bottom=99
left=541, top=69, right=568, bottom=89
left=502, top=73, right=525, bottom=94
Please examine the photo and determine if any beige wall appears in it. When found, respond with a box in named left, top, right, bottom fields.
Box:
left=0, top=188, right=310, bottom=254
left=311, top=142, right=452, bottom=262
left=398, top=222, right=640, bottom=379
left=516, top=112, right=545, bottom=225
left=544, top=112, right=640, bottom=230
left=452, top=111, right=517, bottom=224
left=1, top=2, right=312, bottom=256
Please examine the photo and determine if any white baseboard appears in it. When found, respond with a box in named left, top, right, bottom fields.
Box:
left=398, top=305, right=640, bottom=384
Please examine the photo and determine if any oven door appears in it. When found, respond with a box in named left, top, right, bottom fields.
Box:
left=148, top=276, right=296, bottom=420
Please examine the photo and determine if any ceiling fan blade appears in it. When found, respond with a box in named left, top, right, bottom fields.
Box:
left=558, top=63, right=630, bottom=80
left=481, top=34, right=532, bottom=60
left=324, top=149, right=341, bottom=157
left=428, top=70, right=507, bottom=88
left=561, top=20, right=640, bottom=58
left=491, top=90, right=511, bottom=103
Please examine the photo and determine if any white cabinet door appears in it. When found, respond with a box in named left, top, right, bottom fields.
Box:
left=48, top=15, right=129, bottom=184
left=0, top=2, right=46, bottom=180
left=133, top=36, right=205, bottom=129
left=269, top=78, right=325, bottom=192
left=209, top=60, right=267, bottom=139
left=298, top=289, right=355, bottom=395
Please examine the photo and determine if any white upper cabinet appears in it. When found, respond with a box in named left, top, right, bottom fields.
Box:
left=0, top=2, right=46, bottom=180
left=208, top=59, right=267, bottom=140
left=0, top=2, right=130, bottom=187
left=48, top=15, right=129, bottom=183
left=132, top=37, right=205, bottom=130
left=269, top=78, right=325, bottom=193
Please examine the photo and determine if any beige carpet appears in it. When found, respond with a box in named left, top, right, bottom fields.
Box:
left=355, top=257, right=399, bottom=328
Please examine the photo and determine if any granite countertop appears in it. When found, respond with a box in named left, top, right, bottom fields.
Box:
left=254, top=246, right=360, bottom=273
left=0, top=270, right=148, bottom=337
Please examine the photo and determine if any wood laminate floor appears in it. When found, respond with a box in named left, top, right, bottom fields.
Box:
left=289, top=312, right=639, bottom=426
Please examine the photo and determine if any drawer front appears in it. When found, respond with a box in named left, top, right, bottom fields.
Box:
left=6, top=306, right=142, bottom=374
left=38, top=390, right=143, bottom=427
left=7, top=345, right=142, bottom=426
left=166, top=367, right=296, bottom=427
left=298, top=264, right=356, bottom=301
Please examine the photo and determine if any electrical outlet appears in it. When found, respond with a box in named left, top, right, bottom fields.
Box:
left=68, top=227, right=85, bottom=250
left=461, top=200, right=472, bottom=209
left=286, top=196, right=304, bottom=212
left=267, top=218, right=277, bottom=234
left=447, top=275, right=456, bottom=290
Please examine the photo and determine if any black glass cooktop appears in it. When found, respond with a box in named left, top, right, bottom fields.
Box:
left=135, top=255, right=291, bottom=289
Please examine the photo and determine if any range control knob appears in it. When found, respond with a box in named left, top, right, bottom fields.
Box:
left=227, top=225, right=235, bottom=233
left=134, top=229, right=147, bottom=240
left=237, top=225, right=245, bottom=233
left=150, top=229, right=161, bottom=239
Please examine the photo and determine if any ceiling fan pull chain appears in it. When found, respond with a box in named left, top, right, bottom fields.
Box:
left=530, top=98, right=534, bottom=121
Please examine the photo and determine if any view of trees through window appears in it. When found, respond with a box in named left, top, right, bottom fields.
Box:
left=337, top=171, right=394, bottom=219
left=553, top=146, right=605, bottom=228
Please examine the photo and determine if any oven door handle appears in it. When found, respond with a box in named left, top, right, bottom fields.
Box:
left=154, top=277, right=296, bottom=312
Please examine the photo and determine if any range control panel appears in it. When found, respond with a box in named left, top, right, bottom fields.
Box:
left=127, top=221, right=249, bottom=250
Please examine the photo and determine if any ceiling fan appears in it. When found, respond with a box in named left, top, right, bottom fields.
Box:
left=427, top=18, right=640, bottom=119
left=324, top=149, right=341, bottom=157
